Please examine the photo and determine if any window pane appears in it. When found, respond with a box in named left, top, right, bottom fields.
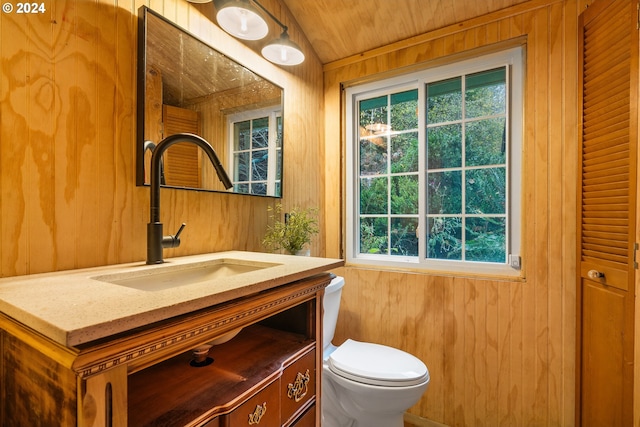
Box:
left=234, top=183, right=249, bottom=194
left=465, top=118, right=506, bottom=166
left=360, top=217, right=388, bottom=254
left=276, top=116, right=283, bottom=148
left=234, top=152, right=249, bottom=181
left=427, top=170, right=461, bottom=214
left=390, top=132, right=418, bottom=173
left=427, top=124, right=462, bottom=169
left=251, top=183, right=267, bottom=196
left=427, top=77, right=462, bottom=123
left=391, top=217, right=418, bottom=256
left=465, top=217, right=506, bottom=262
left=360, top=96, right=387, bottom=130
left=466, top=167, right=506, bottom=214
left=427, top=216, right=462, bottom=260
left=251, top=149, right=268, bottom=180
left=360, top=177, right=388, bottom=214
left=234, top=121, right=251, bottom=150
left=360, top=136, right=388, bottom=175
left=276, top=149, right=282, bottom=179
left=465, top=68, right=506, bottom=118
left=251, top=117, right=269, bottom=148
left=391, top=90, right=418, bottom=131
left=391, top=175, right=418, bottom=214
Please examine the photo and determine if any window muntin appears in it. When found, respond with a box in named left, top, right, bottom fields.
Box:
left=228, top=109, right=282, bottom=196
left=346, top=48, right=523, bottom=276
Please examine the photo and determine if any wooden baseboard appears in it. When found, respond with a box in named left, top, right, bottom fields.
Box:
left=404, top=412, right=450, bottom=427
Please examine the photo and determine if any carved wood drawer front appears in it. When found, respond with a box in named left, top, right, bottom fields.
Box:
left=281, top=348, right=316, bottom=424
left=227, top=379, right=280, bottom=426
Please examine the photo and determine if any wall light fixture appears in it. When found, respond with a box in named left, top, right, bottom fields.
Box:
left=188, top=0, right=305, bottom=66
left=212, top=0, right=269, bottom=40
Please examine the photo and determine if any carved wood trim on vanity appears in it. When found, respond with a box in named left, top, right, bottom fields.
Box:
left=74, top=274, right=330, bottom=378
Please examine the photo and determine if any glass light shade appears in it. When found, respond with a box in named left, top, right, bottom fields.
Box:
left=215, top=0, right=269, bottom=40
left=261, top=32, right=305, bottom=66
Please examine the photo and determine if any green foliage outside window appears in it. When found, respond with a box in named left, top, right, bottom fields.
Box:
left=357, top=67, right=510, bottom=264
left=359, top=90, right=419, bottom=256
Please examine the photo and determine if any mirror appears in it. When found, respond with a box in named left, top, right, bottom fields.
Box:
left=137, top=6, right=283, bottom=197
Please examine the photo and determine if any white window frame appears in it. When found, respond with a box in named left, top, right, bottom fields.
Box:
left=345, top=47, right=524, bottom=277
left=227, top=106, right=282, bottom=196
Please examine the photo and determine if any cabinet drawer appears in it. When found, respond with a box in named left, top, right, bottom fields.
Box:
left=281, top=348, right=316, bottom=424
left=226, top=380, right=280, bottom=427
left=290, top=405, right=315, bottom=427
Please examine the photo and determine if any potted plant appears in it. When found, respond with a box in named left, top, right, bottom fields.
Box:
left=262, top=203, right=319, bottom=255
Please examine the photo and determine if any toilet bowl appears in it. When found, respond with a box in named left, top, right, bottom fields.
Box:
left=322, top=276, right=430, bottom=427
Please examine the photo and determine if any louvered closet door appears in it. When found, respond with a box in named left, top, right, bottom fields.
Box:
left=578, top=0, right=638, bottom=425
left=163, top=104, right=202, bottom=187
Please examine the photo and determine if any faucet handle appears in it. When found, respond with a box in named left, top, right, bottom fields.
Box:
left=174, top=223, right=186, bottom=239
left=162, top=223, right=186, bottom=249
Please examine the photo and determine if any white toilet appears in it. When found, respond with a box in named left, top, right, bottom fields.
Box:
left=322, top=276, right=430, bottom=427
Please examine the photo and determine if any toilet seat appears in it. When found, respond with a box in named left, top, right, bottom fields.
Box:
left=328, top=339, right=429, bottom=387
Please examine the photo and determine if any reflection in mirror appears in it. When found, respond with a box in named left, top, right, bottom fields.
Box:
left=137, top=6, right=283, bottom=197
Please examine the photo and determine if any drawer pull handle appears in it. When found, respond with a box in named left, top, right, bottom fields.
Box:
left=248, top=402, right=267, bottom=425
left=287, top=369, right=310, bottom=402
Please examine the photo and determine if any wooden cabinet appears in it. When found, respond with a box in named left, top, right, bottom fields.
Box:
left=0, top=273, right=332, bottom=427
left=128, top=326, right=317, bottom=426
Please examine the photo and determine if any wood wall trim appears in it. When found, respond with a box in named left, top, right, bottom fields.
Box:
left=322, top=0, right=563, bottom=72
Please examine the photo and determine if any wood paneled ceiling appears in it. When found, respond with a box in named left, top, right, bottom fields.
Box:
left=281, top=0, right=530, bottom=64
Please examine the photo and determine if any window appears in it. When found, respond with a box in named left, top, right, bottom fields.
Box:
left=346, top=47, right=523, bottom=276
left=227, top=107, right=282, bottom=196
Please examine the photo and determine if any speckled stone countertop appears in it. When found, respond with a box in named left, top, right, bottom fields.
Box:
left=0, top=251, right=343, bottom=347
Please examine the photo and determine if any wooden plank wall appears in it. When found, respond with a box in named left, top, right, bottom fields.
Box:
left=323, top=0, right=592, bottom=425
left=0, top=0, right=324, bottom=277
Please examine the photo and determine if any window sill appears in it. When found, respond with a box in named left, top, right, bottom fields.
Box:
left=345, top=257, right=525, bottom=281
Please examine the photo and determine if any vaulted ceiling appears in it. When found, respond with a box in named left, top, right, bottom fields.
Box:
left=281, top=0, right=529, bottom=64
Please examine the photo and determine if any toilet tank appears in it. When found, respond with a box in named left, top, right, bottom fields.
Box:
left=323, top=276, right=345, bottom=351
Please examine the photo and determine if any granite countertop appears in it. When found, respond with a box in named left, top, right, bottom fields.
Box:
left=0, top=251, right=343, bottom=347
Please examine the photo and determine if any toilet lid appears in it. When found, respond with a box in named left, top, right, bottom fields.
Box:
left=328, top=339, right=429, bottom=387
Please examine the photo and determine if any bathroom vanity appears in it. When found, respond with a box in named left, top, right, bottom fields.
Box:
left=0, top=251, right=342, bottom=426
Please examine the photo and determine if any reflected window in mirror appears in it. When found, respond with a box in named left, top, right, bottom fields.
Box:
left=136, top=6, right=284, bottom=198
left=228, top=107, right=283, bottom=196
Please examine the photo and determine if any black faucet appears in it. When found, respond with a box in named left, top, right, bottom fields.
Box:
left=144, top=140, right=165, bottom=185
left=147, top=133, right=233, bottom=264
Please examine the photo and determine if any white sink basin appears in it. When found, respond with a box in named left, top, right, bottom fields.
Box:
left=93, top=258, right=280, bottom=292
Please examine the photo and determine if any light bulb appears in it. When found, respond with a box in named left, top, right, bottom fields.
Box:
left=240, top=13, right=248, bottom=33
left=215, top=1, right=268, bottom=40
